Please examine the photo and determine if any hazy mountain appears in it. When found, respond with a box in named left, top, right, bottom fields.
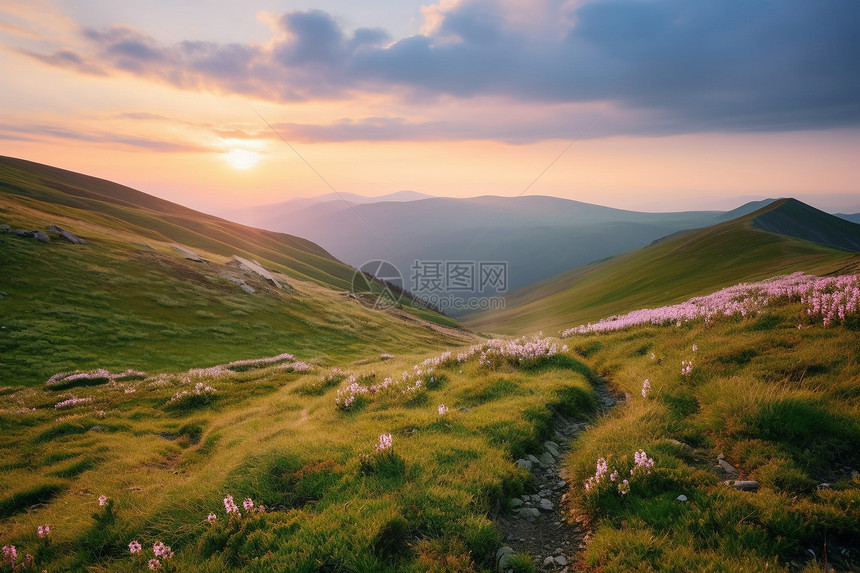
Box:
left=836, top=213, right=860, bottom=224
left=236, top=194, right=739, bottom=315
left=463, top=198, right=860, bottom=334
left=233, top=190, right=434, bottom=222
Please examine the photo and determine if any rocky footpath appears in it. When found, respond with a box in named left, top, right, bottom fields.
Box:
left=495, top=382, right=622, bottom=572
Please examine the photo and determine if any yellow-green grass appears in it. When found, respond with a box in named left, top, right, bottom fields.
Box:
left=464, top=202, right=859, bottom=335
left=563, top=301, right=860, bottom=572
left=0, top=346, right=596, bottom=571
left=1, top=159, right=466, bottom=386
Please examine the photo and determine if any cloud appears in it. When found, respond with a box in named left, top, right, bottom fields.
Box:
left=0, top=121, right=206, bottom=152
left=20, top=0, right=860, bottom=137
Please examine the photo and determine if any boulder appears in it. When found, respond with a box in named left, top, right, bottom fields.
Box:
left=229, top=256, right=284, bottom=289
left=0, top=224, right=11, bottom=233
left=496, top=547, right=515, bottom=570
left=46, top=225, right=86, bottom=244
left=170, top=244, right=207, bottom=263
left=538, top=498, right=553, bottom=511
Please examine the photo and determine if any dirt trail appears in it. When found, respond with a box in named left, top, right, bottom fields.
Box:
left=495, top=378, right=623, bottom=572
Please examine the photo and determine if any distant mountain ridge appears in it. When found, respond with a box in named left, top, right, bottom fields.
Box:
left=464, top=198, right=860, bottom=334
left=235, top=193, right=742, bottom=314
left=752, top=198, right=860, bottom=251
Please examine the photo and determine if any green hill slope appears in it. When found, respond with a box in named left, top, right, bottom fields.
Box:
left=464, top=199, right=860, bottom=335
left=0, top=156, right=467, bottom=386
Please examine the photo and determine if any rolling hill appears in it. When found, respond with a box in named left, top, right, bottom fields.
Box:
left=0, top=156, right=468, bottom=386
left=234, top=194, right=740, bottom=314
left=463, top=198, right=860, bottom=334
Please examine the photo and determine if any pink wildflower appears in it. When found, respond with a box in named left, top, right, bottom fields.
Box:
left=37, top=524, right=50, bottom=538
left=376, top=433, right=393, bottom=451
left=641, top=379, right=651, bottom=398
left=148, top=558, right=162, bottom=570
left=2, top=545, right=16, bottom=565
left=207, top=512, right=217, bottom=523
left=223, top=494, right=240, bottom=515
left=129, top=540, right=142, bottom=554
left=438, top=404, right=448, bottom=416
left=243, top=498, right=254, bottom=512
left=98, top=494, right=108, bottom=506
left=152, top=541, right=173, bottom=559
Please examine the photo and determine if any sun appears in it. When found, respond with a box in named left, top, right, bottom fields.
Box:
left=225, top=148, right=260, bottom=170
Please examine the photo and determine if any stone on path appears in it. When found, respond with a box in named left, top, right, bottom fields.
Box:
left=516, top=459, right=533, bottom=471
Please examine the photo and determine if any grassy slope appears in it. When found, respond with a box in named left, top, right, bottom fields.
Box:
left=0, top=157, right=466, bottom=386
left=563, top=300, right=860, bottom=572
left=0, top=344, right=597, bottom=571
left=464, top=200, right=859, bottom=335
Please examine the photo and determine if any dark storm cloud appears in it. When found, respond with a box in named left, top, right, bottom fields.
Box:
left=24, top=0, right=860, bottom=137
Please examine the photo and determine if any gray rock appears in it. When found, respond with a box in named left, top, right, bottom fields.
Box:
left=0, top=224, right=11, bottom=233
left=88, top=425, right=104, bottom=432
left=527, top=454, right=541, bottom=466
left=555, top=555, right=568, bottom=566
left=230, top=255, right=284, bottom=288
left=515, top=459, right=533, bottom=471
left=221, top=273, right=256, bottom=294
left=727, top=480, right=760, bottom=491
left=497, top=550, right=515, bottom=571
left=539, top=498, right=553, bottom=511
left=13, top=229, right=49, bottom=242
left=47, top=225, right=86, bottom=244
left=543, top=556, right=556, bottom=567
left=170, top=244, right=207, bottom=263
left=517, top=507, right=540, bottom=518
left=510, top=498, right=524, bottom=508
left=539, top=452, right=555, bottom=467
left=544, top=442, right=560, bottom=457
left=676, top=494, right=688, bottom=502
left=717, top=459, right=738, bottom=476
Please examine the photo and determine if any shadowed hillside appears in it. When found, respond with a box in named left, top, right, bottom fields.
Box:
left=464, top=199, right=860, bottom=335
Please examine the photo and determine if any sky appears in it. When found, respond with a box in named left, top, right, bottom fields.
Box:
left=1, top=0, right=859, bottom=215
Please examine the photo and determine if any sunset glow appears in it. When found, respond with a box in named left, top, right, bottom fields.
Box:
left=1, top=0, right=858, bottom=216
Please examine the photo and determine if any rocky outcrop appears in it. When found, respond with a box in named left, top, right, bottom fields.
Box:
left=11, top=229, right=50, bottom=242
left=228, top=256, right=287, bottom=289
left=46, top=225, right=86, bottom=244
left=170, top=244, right=208, bottom=263
left=220, top=273, right=256, bottom=294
